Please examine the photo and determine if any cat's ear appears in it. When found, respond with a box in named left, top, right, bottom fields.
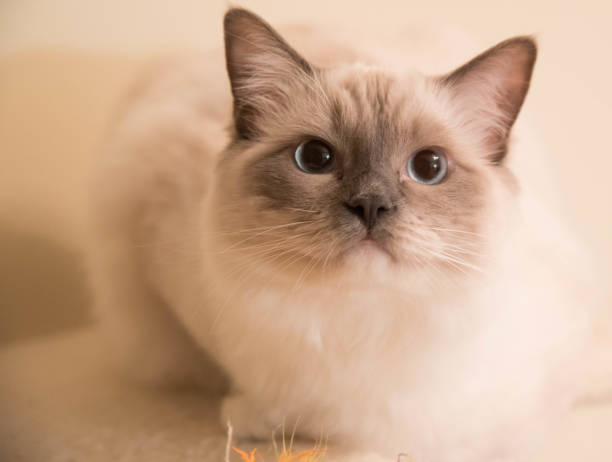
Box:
left=440, top=37, right=537, bottom=163
left=224, top=8, right=314, bottom=139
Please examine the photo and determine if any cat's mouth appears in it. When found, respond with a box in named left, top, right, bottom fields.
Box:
left=348, top=236, right=395, bottom=261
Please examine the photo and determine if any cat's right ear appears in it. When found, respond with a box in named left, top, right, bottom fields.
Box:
left=224, top=8, right=314, bottom=140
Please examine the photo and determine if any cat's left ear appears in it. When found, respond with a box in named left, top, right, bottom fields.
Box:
left=440, top=37, right=537, bottom=163
left=224, top=8, right=314, bottom=140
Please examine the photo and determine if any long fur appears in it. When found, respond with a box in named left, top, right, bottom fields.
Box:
left=87, top=9, right=608, bottom=462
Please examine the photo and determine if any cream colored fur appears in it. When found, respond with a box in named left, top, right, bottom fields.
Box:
left=87, top=9, right=609, bottom=462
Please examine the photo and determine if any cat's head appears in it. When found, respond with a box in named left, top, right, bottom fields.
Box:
left=210, top=8, right=535, bottom=288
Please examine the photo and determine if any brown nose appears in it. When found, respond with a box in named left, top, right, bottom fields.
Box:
left=345, top=194, right=391, bottom=229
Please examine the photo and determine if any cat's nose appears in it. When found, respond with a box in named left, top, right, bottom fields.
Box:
left=345, top=194, right=392, bottom=229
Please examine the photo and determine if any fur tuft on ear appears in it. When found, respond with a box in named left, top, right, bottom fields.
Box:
left=440, top=36, right=537, bottom=163
left=223, top=8, right=314, bottom=139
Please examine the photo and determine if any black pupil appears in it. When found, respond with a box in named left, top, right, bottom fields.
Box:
left=301, top=141, right=332, bottom=171
left=413, top=150, right=441, bottom=180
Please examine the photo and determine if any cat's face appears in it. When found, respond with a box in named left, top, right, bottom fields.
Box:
left=211, top=9, right=535, bottom=286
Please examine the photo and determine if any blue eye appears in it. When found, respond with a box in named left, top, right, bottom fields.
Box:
left=407, top=149, right=448, bottom=185
left=294, top=140, right=334, bottom=174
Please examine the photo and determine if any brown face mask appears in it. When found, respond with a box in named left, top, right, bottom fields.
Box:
left=212, top=8, right=535, bottom=282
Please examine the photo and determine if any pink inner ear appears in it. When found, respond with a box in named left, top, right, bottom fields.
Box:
left=442, top=38, right=537, bottom=162
left=224, top=8, right=314, bottom=139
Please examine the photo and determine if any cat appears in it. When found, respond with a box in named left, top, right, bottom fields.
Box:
left=88, top=7, right=609, bottom=462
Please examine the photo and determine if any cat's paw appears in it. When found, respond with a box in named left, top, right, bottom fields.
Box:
left=220, top=395, right=273, bottom=440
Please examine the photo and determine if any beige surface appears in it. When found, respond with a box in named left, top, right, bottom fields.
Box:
left=1, top=1, right=611, bottom=461
left=1, top=326, right=612, bottom=462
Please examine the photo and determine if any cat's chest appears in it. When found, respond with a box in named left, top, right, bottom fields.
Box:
left=206, top=281, right=555, bottom=418
left=205, top=281, right=481, bottom=375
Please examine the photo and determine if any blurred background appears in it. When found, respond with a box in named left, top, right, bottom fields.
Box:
left=0, top=1, right=611, bottom=461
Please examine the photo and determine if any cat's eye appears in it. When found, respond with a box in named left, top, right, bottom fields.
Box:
left=294, top=140, right=334, bottom=174
left=407, top=149, right=448, bottom=185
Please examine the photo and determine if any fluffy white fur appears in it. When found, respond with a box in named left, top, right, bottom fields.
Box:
left=88, top=9, right=608, bottom=462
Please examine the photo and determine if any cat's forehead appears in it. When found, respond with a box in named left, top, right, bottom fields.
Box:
left=328, top=66, right=407, bottom=120
left=318, top=64, right=446, bottom=161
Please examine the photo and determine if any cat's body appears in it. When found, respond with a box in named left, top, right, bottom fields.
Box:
left=88, top=9, right=607, bottom=461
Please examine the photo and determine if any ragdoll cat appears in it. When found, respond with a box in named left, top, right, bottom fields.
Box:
left=89, top=8, right=609, bottom=462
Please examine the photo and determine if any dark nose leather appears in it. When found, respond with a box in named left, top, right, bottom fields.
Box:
left=345, top=194, right=392, bottom=229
